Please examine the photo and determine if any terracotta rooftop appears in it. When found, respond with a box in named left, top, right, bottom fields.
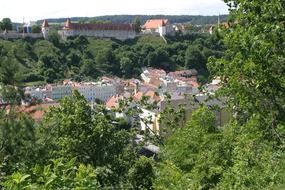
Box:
left=6, top=103, right=59, bottom=121
left=133, top=90, right=161, bottom=103
left=143, top=19, right=169, bottom=29
left=63, top=19, right=135, bottom=31
left=145, top=90, right=161, bottom=102
left=106, top=95, right=124, bottom=109
left=133, top=91, right=144, bottom=102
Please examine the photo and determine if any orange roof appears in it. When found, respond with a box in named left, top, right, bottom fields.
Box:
left=189, top=81, right=199, bottom=88
left=133, top=90, right=161, bottom=102
left=143, top=19, right=169, bottom=29
left=15, top=103, right=59, bottom=121
left=133, top=92, right=144, bottom=102
left=149, top=78, right=161, bottom=87
left=106, top=95, right=123, bottom=109
left=145, top=90, right=161, bottom=102
left=42, top=19, right=49, bottom=27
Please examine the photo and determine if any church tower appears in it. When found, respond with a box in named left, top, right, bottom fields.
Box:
left=41, top=19, right=49, bottom=39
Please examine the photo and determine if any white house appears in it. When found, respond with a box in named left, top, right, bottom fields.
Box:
left=143, top=19, right=173, bottom=36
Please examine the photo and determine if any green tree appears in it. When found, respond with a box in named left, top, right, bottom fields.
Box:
left=0, top=110, right=37, bottom=178
left=0, top=18, right=12, bottom=30
left=185, top=46, right=206, bottom=70
left=80, top=58, right=98, bottom=78
left=210, top=0, right=285, bottom=142
left=133, top=17, right=142, bottom=33
left=156, top=107, right=285, bottom=189
left=128, top=156, right=154, bottom=190
left=31, top=25, right=41, bottom=33
left=43, top=91, right=137, bottom=187
left=120, top=56, right=134, bottom=78
left=2, top=158, right=100, bottom=189
left=47, top=29, right=60, bottom=47
left=0, top=56, right=23, bottom=104
left=0, top=57, right=21, bottom=86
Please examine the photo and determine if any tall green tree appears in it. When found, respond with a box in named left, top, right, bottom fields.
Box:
left=43, top=91, right=138, bottom=187
left=0, top=110, right=38, bottom=178
left=0, top=18, right=12, bottom=31
left=210, top=0, right=285, bottom=142
left=185, top=46, right=206, bottom=70
left=156, top=107, right=285, bottom=190
left=0, top=56, right=23, bottom=104
left=31, top=25, right=41, bottom=33
left=133, top=17, right=142, bottom=33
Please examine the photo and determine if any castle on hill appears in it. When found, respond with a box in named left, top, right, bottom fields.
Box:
left=57, top=18, right=137, bottom=40
left=1, top=18, right=173, bottom=40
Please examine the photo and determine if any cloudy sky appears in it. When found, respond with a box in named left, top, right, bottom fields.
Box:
left=0, top=0, right=228, bottom=22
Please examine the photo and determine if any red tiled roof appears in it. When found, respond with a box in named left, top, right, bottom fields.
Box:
left=14, top=103, right=59, bottom=121
left=106, top=95, right=123, bottom=109
left=63, top=19, right=135, bottom=31
left=42, top=19, right=49, bottom=27
left=133, top=90, right=161, bottom=102
left=143, top=19, right=169, bottom=29
left=133, top=92, right=144, bottom=102
left=145, top=90, right=161, bottom=102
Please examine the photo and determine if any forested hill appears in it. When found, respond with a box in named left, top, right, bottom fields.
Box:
left=37, top=15, right=228, bottom=25
left=0, top=33, right=225, bottom=85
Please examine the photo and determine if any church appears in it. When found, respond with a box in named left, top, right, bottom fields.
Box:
left=51, top=18, right=137, bottom=40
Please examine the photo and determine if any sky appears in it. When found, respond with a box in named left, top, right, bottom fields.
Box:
left=0, top=0, right=228, bottom=23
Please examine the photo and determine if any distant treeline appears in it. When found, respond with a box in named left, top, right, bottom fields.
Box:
left=37, top=15, right=228, bottom=25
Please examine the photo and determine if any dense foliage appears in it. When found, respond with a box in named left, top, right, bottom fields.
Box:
left=0, top=18, right=13, bottom=31
left=155, top=107, right=285, bottom=190
left=0, top=92, right=154, bottom=189
left=0, top=33, right=224, bottom=84
left=210, top=0, right=285, bottom=142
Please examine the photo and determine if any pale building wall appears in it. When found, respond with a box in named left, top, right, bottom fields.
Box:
left=139, top=108, right=160, bottom=135
left=158, top=26, right=166, bottom=36
left=51, top=85, right=72, bottom=100
left=58, top=29, right=137, bottom=40
left=76, top=84, right=117, bottom=102
left=0, top=33, right=43, bottom=39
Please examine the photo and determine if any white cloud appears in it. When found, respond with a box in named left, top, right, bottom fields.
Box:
left=0, top=0, right=228, bottom=22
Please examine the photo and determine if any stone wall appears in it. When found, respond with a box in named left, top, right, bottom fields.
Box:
left=58, top=29, right=137, bottom=41
left=0, top=33, right=43, bottom=39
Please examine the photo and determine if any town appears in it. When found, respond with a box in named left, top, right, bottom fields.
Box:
left=0, top=0, right=284, bottom=189
left=21, top=67, right=227, bottom=135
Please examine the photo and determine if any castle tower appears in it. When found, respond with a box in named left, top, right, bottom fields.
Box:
left=159, top=20, right=167, bottom=36
left=41, top=19, right=49, bottom=39
left=64, top=18, right=72, bottom=29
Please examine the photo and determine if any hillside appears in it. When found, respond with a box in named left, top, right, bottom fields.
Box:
left=0, top=32, right=224, bottom=85
left=37, top=14, right=228, bottom=25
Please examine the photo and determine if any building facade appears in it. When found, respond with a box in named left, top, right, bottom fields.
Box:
left=73, top=82, right=117, bottom=102
left=51, top=85, right=73, bottom=100
left=58, top=18, right=137, bottom=40
left=142, top=19, right=173, bottom=36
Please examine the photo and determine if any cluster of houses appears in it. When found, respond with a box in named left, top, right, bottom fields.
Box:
left=25, top=78, right=122, bottom=103
left=23, top=68, right=229, bottom=135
